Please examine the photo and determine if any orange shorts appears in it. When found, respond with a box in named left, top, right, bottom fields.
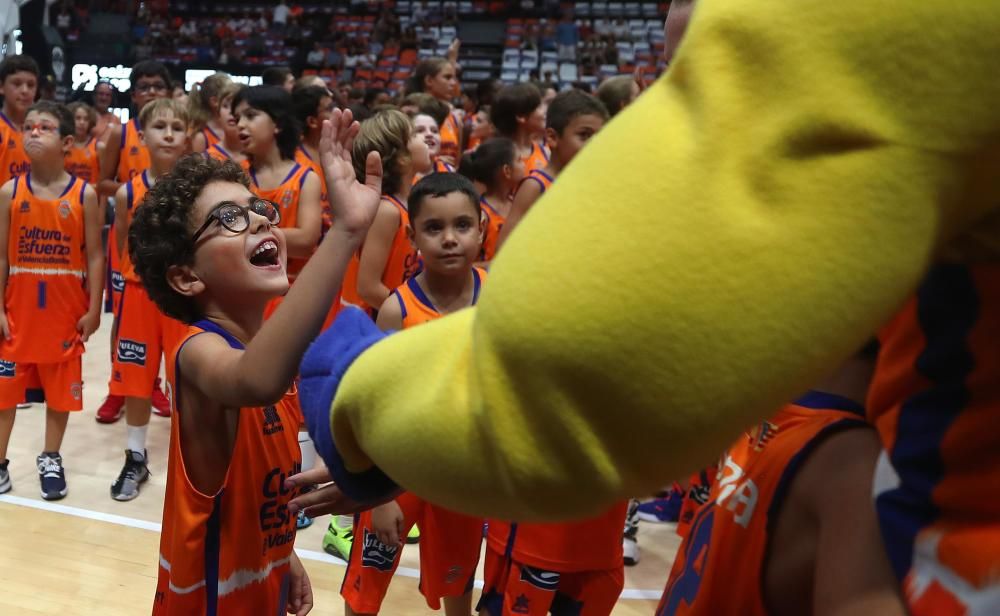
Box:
left=0, top=357, right=83, bottom=411
left=342, top=492, right=483, bottom=613
left=111, top=281, right=186, bottom=397
left=105, top=227, right=124, bottom=314
left=478, top=547, right=625, bottom=616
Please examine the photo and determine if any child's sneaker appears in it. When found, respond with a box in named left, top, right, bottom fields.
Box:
left=0, top=459, right=11, bottom=494
left=37, top=452, right=67, bottom=500
left=637, top=491, right=684, bottom=524
left=406, top=524, right=420, bottom=544
left=322, top=516, right=354, bottom=561
left=111, top=449, right=150, bottom=501
left=623, top=498, right=640, bottom=566
left=296, top=509, right=313, bottom=529
left=151, top=378, right=171, bottom=417
left=95, top=394, right=125, bottom=423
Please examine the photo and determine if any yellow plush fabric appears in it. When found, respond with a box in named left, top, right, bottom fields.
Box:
left=331, top=0, right=1000, bottom=520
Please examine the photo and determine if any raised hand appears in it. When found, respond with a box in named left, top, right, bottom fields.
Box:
left=319, top=109, right=383, bottom=237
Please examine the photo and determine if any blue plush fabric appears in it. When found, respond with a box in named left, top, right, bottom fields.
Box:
left=299, top=307, right=399, bottom=503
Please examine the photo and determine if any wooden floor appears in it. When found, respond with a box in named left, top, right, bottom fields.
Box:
left=0, top=318, right=679, bottom=614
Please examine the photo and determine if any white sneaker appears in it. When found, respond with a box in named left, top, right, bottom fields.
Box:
left=623, top=535, right=640, bottom=566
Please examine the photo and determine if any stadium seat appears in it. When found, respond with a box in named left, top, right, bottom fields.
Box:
left=558, top=62, right=578, bottom=82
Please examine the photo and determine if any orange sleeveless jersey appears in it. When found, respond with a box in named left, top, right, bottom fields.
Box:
left=206, top=143, right=236, bottom=163
left=249, top=162, right=315, bottom=280
left=391, top=267, right=486, bottom=328
left=412, top=159, right=456, bottom=186
left=2, top=174, right=89, bottom=363
left=294, top=145, right=331, bottom=233
left=479, top=196, right=506, bottom=262
left=867, top=263, right=1000, bottom=614
left=202, top=125, right=222, bottom=150
left=486, top=501, right=628, bottom=573
left=154, top=320, right=302, bottom=615
left=118, top=170, right=150, bottom=283
left=519, top=168, right=554, bottom=195
left=341, top=194, right=420, bottom=313
left=521, top=141, right=550, bottom=175
left=0, top=111, right=30, bottom=184
left=439, top=111, right=461, bottom=162
left=64, top=138, right=100, bottom=184
left=656, top=393, right=868, bottom=616
left=117, top=118, right=151, bottom=183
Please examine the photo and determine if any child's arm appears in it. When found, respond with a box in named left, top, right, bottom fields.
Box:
left=355, top=200, right=400, bottom=308
left=78, top=185, right=105, bottom=342
left=112, top=182, right=129, bottom=257
left=374, top=293, right=403, bottom=332
left=190, top=130, right=208, bottom=154
left=281, top=171, right=322, bottom=258
left=97, top=123, right=123, bottom=198
left=495, top=178, right=542, bottom=250
left=180, top=111, right=382, bottom=408
left=0, top=181, right=12, bottom=340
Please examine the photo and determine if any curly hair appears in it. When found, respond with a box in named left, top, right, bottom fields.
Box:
left=352, top=108, right=413, bottom=197
left=129, top=154, right=250, bottom=323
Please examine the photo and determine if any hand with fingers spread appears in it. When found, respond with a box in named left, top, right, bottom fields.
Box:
left=319, top=109, right=383, bottom=238
left=285, top=467, right=400, bottom=517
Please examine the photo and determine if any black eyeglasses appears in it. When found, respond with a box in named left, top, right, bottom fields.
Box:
left=134, top=82, right=168, bottom=93
left=191, top=199, right=281, bottom=244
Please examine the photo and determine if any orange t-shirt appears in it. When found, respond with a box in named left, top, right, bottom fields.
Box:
left=341, top=194, right=420, bottom=313
left=154, top=320, right=302, bottom=615
left=118, top=170, right=151, bottom=283
left=2, top=174, right=90, bottom=363
left=867, top=263, right=1000, bottom=605
left=439, top=111, right=461, bottom=162
left=479, top=196, right=507, bottom=262
left=521, top=141, right=550, bottom=175
left=391, top=267, right=486, bottom=329
left=657, top=393, right=868, bottom=616
left=117, top=118, right=151, bottom=183
left=249, top=162, right=315, bottom=281
left=0, top=111, right=30, bottom=185
left=64, top=138, right=101, bottom=184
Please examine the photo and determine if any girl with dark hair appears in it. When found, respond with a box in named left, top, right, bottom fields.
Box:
left=459, top=138, right=523, bottom=262
left=408, top=54, right=462, bottom=165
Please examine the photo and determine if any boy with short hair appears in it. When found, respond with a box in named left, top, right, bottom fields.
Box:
left=0, top=101, right=104, bottom=500
left=95, top=59, right=172, bottom=423
left=496, top=89, right=608, bottom=249
left=0, top=55, right=40, bottom=185
left=132, top=109, right=380, bottom=614
left=107, top=98, right=191, bottom=501
left=338, top=172, right=487, bottom=616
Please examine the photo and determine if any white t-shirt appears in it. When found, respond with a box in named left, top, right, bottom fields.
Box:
left=273, top=4, right=289, bottom=25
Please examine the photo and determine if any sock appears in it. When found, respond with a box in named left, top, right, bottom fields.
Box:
left=298, top=430, right=316, bottom=472
left=336, top=515, right=353, bottom=528
left=126, top=424, right=148, bottom=454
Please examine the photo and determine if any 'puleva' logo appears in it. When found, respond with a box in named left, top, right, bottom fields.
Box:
left=116, top=339, right=147, bottom=365
left=360, top=529, right=398, bottom=572
left=0, top=360, right=15, bottom=378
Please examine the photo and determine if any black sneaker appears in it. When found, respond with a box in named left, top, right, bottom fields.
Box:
left=0, top=458, right=11, bottom=494
left=623, top=498, right=640, bottom=566
left=37, top=452, right=67, bottom=500
left=111, top=449, right=150, bottom=501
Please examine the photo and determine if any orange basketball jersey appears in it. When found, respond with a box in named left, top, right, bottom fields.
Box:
left=64, top=138, right=100, bottom=184
left=2, top=174, right=89, bottom=363
left=118, top=170, right=150, bottom=283
left=391, top=267, right=486, bottom=329
left=486, top=502, right=628, bottom=574
left=294, top=145, right=331, bottom=233
left=206, top=143, right=236, bottom=163
left=479, top=196, right=506, bottom=262
left=439, top=111, right=461, bottom=162
left=117, top=118, right=150, bottom=183
left=202, top=125, right=222, bottom=150
left=412, top=159, right=456, bottom=186
left=154, top=320, right=302, bottom=615
left=656, top=393, right=868, bottom=616
left=341, top=194, right=420, bottom=313
left=0, top=111, right=30, bottom=184
left=249, top=162, right=315, bottom=280
left=521, top=141, right=550, bottom=175
left=867, top=262, right=1000, bottom=614
left=519, top=168, right=554, bottom=194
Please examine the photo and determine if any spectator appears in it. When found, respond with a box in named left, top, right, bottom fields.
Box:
left=273, top=0, right=289, bottom=32
left=522, top=24, right=540, bottom=51
left=91, top=80, right=120, bottom=139
left=134, top=35, right=153, bottom=61
left=195, top=36, right=216, bottom=64
left=603, top=41, right=619, bottom=66
left=256, top=11, right=269, bottom=32
left=261, top=66, right=295, bottom=92
left=326, top=46, right=345, bottom=71
left=612, top=18, right=630, bottom=41
left=401, top=26, right=418, bottom=50
left=179, top=18, right=197, bottom=42
left=307, top=42, right=326, bottom=68
left=55, top=5, right=73, bottom=37
left=556, top=13, right=579, bottom=60
left=596, top=74, right=640, bottom=117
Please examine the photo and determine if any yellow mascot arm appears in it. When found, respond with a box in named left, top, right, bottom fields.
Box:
left=331, top=0, right=1000, bottom=520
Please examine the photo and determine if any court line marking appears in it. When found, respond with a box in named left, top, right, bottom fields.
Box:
left=0, top=494, right=663, bottom=600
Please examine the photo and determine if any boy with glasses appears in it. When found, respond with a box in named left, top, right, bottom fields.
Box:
left=132, top=110, right=379, bottom=615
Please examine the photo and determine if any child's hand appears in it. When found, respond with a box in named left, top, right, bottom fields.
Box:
left=0, top=312, right=10, bottom=341
left=371, top=500, right=405, bottom=547
left=76, top=311, right=100, bottom=342
left=319, top=109, right=383, bottom=238
left=285, top=466, right=400, bottom=517
left=447, top=38, right=461, bottom=64
left=286, top=552, right=313, bottom=615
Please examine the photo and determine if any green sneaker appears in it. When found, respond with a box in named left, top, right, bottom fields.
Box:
left=322, top=516, right=354, bottom=561
left=406, top=523, right=420, bottom=544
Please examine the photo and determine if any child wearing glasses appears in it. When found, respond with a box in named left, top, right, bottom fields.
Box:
left=132, top=110, right=381, bottom=616
left=0, top=101, right=104, bottom=500
left=107, top=98, right=192, bottom=501
left=95, top=59, right=173, bottom=426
